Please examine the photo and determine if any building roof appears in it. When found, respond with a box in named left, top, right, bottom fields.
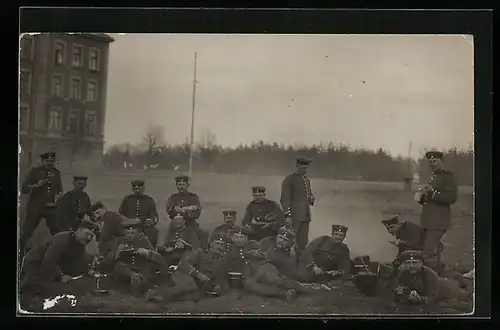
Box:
left=79, top=33, right=115, bottom=43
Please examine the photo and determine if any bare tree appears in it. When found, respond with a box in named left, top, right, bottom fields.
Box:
left=142, top=124, right=166, bottom=167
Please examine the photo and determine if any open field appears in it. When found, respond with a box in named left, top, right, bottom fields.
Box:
left=18, top=171, right=474, bottom=315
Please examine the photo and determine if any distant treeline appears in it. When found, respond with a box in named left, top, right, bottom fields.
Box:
left=103, top=142, right=473, bottom=186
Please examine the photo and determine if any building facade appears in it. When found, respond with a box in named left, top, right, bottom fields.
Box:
left=19, top=33, right=114, bottom=171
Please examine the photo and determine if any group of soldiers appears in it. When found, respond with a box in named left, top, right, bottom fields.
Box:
left=18, top=151, right=474, bottom=310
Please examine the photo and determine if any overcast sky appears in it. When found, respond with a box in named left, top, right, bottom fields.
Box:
left=105, top=34, right=474, bottom=158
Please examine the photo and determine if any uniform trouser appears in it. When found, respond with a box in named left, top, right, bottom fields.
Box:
left=247, top=263, right=315, bottom=296
left=112, top=262, right=156, bottom=287
left=142, top=227, right=159, bottom=247
left=20, top=206, right=60, bottom=253
left=422, top=229, right=446, bottom=272
left=292, top=221, right=310, bottom=255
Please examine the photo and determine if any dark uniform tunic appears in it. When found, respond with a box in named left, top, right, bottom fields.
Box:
left=280, top=172, right=314, bottom=251
left=394, top=221, right=425, bottom=258
left=299, top=235, right=351, bottom=282
left=418, top=168, right=458, bottom=271
left=160, top=226, right=201, bottom=266
left=97, top=211, right=130, bottom=259
left=20, top=231, right=91, bottom=294
left=226, top=240, right=262, bottom=277
left=56, top=190, right=91, bottom=231
left=166, top=191, right=209, bottom=248
left=20, top=166, right=63, bottom=251
left=209, top=223, right=236, bottom=244
left=119, top=194, right=159, bottom=246
left=241, top=199, right=285, bottom=241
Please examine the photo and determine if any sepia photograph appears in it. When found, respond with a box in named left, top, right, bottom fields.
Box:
left=18, top=32, right=475, bottom=316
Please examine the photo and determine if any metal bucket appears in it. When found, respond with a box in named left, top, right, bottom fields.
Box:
left=354, top=272, right=380, bottom=297
left=228, top=272, right=244, bottom=289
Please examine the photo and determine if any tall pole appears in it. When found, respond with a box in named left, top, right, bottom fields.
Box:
left=408, top=141, right=412, bottom=174
left=188, top=52, right=198, bottom=178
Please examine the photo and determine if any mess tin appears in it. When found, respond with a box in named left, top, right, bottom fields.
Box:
left=353, top=262, right=381, bottom=297
left=228, top=272, right=244, bottom=289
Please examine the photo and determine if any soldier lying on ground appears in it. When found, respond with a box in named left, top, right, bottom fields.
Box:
left=209, top=210, right=238, bottom=244
left=20, top=219, right=98, bottom=296
left=388, top=250, right=472, bottom=308
left=241, top=186, right=285, bottom=242
left=102, top=220, right=165, bottom=296
left=244, top=226, right=320, bottom=302
left=145, top=237, right=230, bottom=303
left=119, top=180, right=160, bottom=246
left=157, top=212, right=201, bottom=267
left=298, top=224, right=351, bottom=284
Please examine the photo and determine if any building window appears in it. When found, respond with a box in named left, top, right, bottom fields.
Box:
left=20, top=104, right=30, bottom=131
left=84, top=111, right=97, bottom=135
left=52, top=75, right=64, bottom=98
left=72, top=45, right=83, bottom=68
left=70, top=77, right=81, bottom=99
left=54, top=40, right=66, bottom=65
left=48, top=107, right=63, bottom=131
left=89, top=48, right=100, bottom=71
left=20, top=36, right=33, bottom=60
left=20, top=70, right=31, bottom=97
left=87, top=81, right=98, bottom=102
left=67, top=109, right=80, bottom=134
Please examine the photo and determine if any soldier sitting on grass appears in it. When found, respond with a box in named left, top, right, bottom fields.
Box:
left=209, top=210, right=238, bottom=244
left=101, top=219, right=166, bottom=297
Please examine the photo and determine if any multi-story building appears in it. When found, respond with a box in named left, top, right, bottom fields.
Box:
left=19, top=33, right=114, bottom=171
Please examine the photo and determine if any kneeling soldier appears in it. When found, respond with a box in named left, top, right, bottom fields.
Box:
left=382, top=215, right=425, bottom=260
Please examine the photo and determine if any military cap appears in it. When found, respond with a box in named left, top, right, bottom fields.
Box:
left=121, top=218, right=141, bottom=229
left=229, top=226, right=246, bottom=235
left=251, top=186, right=266, bottom=193
left=397, top=250, right=423, bottom=264
left=381, top=215, right=400, bottom=227
left=73, top=176, right=88, bottom=181
left=78, top=216, right=99, bottom=232
left=425, top=151, right=444, bottom=160
left=223, top=210, right=237, bottom=216
left=168, top=210, right=184, bottom=220
left=40, top=152, right=56, bottom=160
left=131, top=180, right=145, bottom=186
left=296, top=156, right=312, bottom=165
left=278, top=225, right=296, bottom=240
left=175, top=175, right=190, bottom=183
left=88, top=202, right=105, bottom=214
left=332, top=224, right=348, bottom=233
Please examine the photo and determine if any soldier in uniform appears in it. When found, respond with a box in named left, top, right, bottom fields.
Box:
left=102, top=220, right=165, bottom=296
left=280, top=156, right=315, bottom=257
left=389, top=250, right=471, bottom=307
left=298, top=224, right=351, bottom=283
left=209, top=210, right=238, bottom=244
left=225, top=226, right=263, bottom=277
left=20, top=152, right=63, bottom=254
left=19, top=219, right=98, bottom=295
left=157, top=212, right=201, bottom=267
left=245, top=226, right=317, bottom=301
left=119, top=180, right=159, bottom=246
left=416, top=151, right=458, bottom=273
left=241, top=186, right=285, bottom=242
left=146, top=236, right=230, bottom=303
left=166, top=175, right=209, bottom=249
left=382, top=215, right=425, bottom=261
left=56, top=176, right=92, bottom=232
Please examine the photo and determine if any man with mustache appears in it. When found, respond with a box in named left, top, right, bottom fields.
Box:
left=119, top=180, right=159, bottom=246
left=20, top=152, right=63, bottom=254
left=56, top=176, right=92, bottom=232
left=209, top=210, right=238, bottom=244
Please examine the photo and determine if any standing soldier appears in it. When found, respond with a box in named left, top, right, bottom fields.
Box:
left=209, top=210, right=238, bottom=244
left=56, top=176, right=91, bottom=232
left=20, top=152, right=63, bottom=254
left=382, top=215, right=425, bottom=261
left=119, top=180, right=159, bottom=246
left=241, top=186, right=285, bottom=242
left=298, top=225, right=351, bottom=283
left=415, top=151, right=458, bottom=273
left=280, top=157, right=315, bottom=257
left=166, top=175, right=208, bottom=249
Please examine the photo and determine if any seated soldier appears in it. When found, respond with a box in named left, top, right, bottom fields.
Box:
left=382, top=215, right=424, bottom=260
left=225, top=226, right=263, bottom=278
left=118, top=180, right=160, bottom=246
left=241, top=186, right=285, bottom=242
left=244, top=226, right=319, bottom=302
left=389, top=250, right=472, bottom=307
left=298, top=224, right=351, bottom=284
left=209, top=210, right=238, bottom=244
left=20, top=219, right=98, bottom=295
left=102, top=220, right=166, bottom=296
left=146, top=237, right=230, bottom=303
left=157, top=212, right=201, bottom=267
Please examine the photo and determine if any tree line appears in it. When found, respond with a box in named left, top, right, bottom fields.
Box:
left=103, top=125, right=473, bottom=186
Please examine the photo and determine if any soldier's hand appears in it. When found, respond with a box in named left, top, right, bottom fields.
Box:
left=174, top=206, right=184, bottom=213
left=174, top=240, right=185, bottom=250
left=284, top=217, right=293, bottom=226
left=60, top=274, right=73, bottom=284
left=34, top=179, right=48, bottom=187
left=165, top=247, right=175, bottom=253
left=310, top=195, right=316, bottom=205
left=196, top=272, right=210, bottom=282
left=394, top=286, right=405, bottom=295
left=312, top=266, right=324, bottom=275
left=393, top=239, right=401, bottom=246
left=326, top=270, right=342, bottom=277
left=136, top=248, right=150, bottom=258
left=156, top=245, right=166, bottom=253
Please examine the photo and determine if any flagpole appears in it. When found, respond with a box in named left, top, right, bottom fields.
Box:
left=188, top=52, right=198, bottom=179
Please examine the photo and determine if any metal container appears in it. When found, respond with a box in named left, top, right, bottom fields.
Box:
left=414, top=189, right=423, bottom=202
left=228, top=272, right=244, bottom=289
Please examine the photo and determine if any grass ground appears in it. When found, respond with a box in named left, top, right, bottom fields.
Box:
left=18, top=171, right=474, bottom=315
